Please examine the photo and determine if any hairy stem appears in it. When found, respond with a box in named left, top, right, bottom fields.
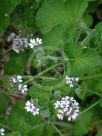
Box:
left=81, top=29, right=95, bottom=47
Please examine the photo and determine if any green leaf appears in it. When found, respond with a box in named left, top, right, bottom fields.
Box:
left=65, top=43, right=101, bottom=76
left=95, top=22, right=102, bottom=34
left=0, top=15, right=10, bottom=34
left=4, top=52, right=27, bottom=75
left=72, top=111, right=93, bottom=136
left=43, top=24, right=77, bottom=49
left=0, top=0, right=19, bottom=14
left=29, top=85, right=50, bottom=105
left=65, top=43, right=82, bottom=59
left=45, top=124, right=55, bottom=136
left=43, top=25, right=67, bottom=48
left=28, top=123, right=44, bottom=136
left=75, top=86, right=92, bottom=100
left=10, top=1, right=38, bottom=31
left=94, top=78, right=102, bottom=91
left=0, top=0, right=19, bottom=34
left=96, top=129, right=102, bottom=136
left=36, top=0, right=88, bottom=33
left=71, top=52, right=101, bottom=76
left=99, top=99, right=102, bottom=107
left=40, top=108, right=50, bottom=118
left=7, top=100, right=32, bottom=135
left=82, top=14, right=93, bottom=27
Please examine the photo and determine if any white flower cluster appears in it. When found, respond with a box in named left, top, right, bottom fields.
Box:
left=7, top=32, right=42, bottom=53
left=54, top=96, right=79, bottom=121
left=25, top=100, right=39, bottom=116
left=0, top=128, right=5, bottom=136
left=29, top=38, right=42, bottom=48
left=66, top=76, right=79, bottom=88
left=11, top=75, right=28, bottom=94
left=7, top=32, right=28, bottom=53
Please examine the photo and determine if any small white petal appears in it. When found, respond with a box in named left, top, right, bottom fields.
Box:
left=63, top=107, right=68, bottom=112
left=25, top=101, right=31, bottom=106
left=65, top=96, right=70, bottom=99
left=24, top=85, right=27, bottom=87
left=0, top=128, right=5, bottom=133
left=36, top=38, right=42, bottom=44
left=68, top=117, right=72, bottom=121
left=1, top=133, right=4, bottom=136
left=69, top=84, right=73, bottom=87
left=72, top=116, right=77, bottom=120
left=29, top=43, right=34, bottom=48
left=54, top=101, right=61, bottom=109
left=58, top=109, right=64, bottom=114
left=75, top=77, right=79, bottom=81
left=25, top=107, right=31, bottom=112
left=12, top=78, right=17, bottom=83
left=17, top=75, right=22, bottom=80
left=57, top=114, right=63, bottom=120
left=74, top=101, right=79, bottom=106
left=70, top=97, right=74, bottom=101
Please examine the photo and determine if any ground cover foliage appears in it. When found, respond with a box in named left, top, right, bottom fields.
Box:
left=1, top=0, right=102, bottom=136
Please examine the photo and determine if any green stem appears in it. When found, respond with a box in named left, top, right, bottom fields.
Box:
left=0, top=123, right=13, bottom=131
left=81, top=29, right=95, bottom=47
left=23, top=76, right=57, bottom=80
left=24, top=61, right=64, bottom=84
left=51, top=121, right=72, bottom=128
left=51, top=124, right=64, bottom=136
left=94, top=92, right=102, bottom=98
left=80, top=73, right=102, bottom=80
left=80, top=99, right=101, bottom=115
left=27, top=122, right=45, bottom=134
left=26, top=49, right=35, bottom=75
left=76, top=30, right=81, bottom=42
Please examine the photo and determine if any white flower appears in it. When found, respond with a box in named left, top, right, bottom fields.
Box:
left=54, top=101, right=61, bottom=109
left=11, top=75, right=23, bottom=84
left=57, top=110, right=64, bottom=120
left=25, top=101, right=34, bottom=112
left=0, top=128, right=5, bottom=136
left=75, top=77, right=79, bottom=81
left=29, top=39, right=36, bottom=48
left=29, top=38, right=42, bottom=48
left=18, top=84, right=28, bottom=94
left=36, top=38, right=42, bottom=45
left=32, top=107, right=39, bottom=116
left=54, top=96, right=80, bottom=121
left=66, top=76, right=79, bottom=88
left=25, top=100, right=39, bottom=116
